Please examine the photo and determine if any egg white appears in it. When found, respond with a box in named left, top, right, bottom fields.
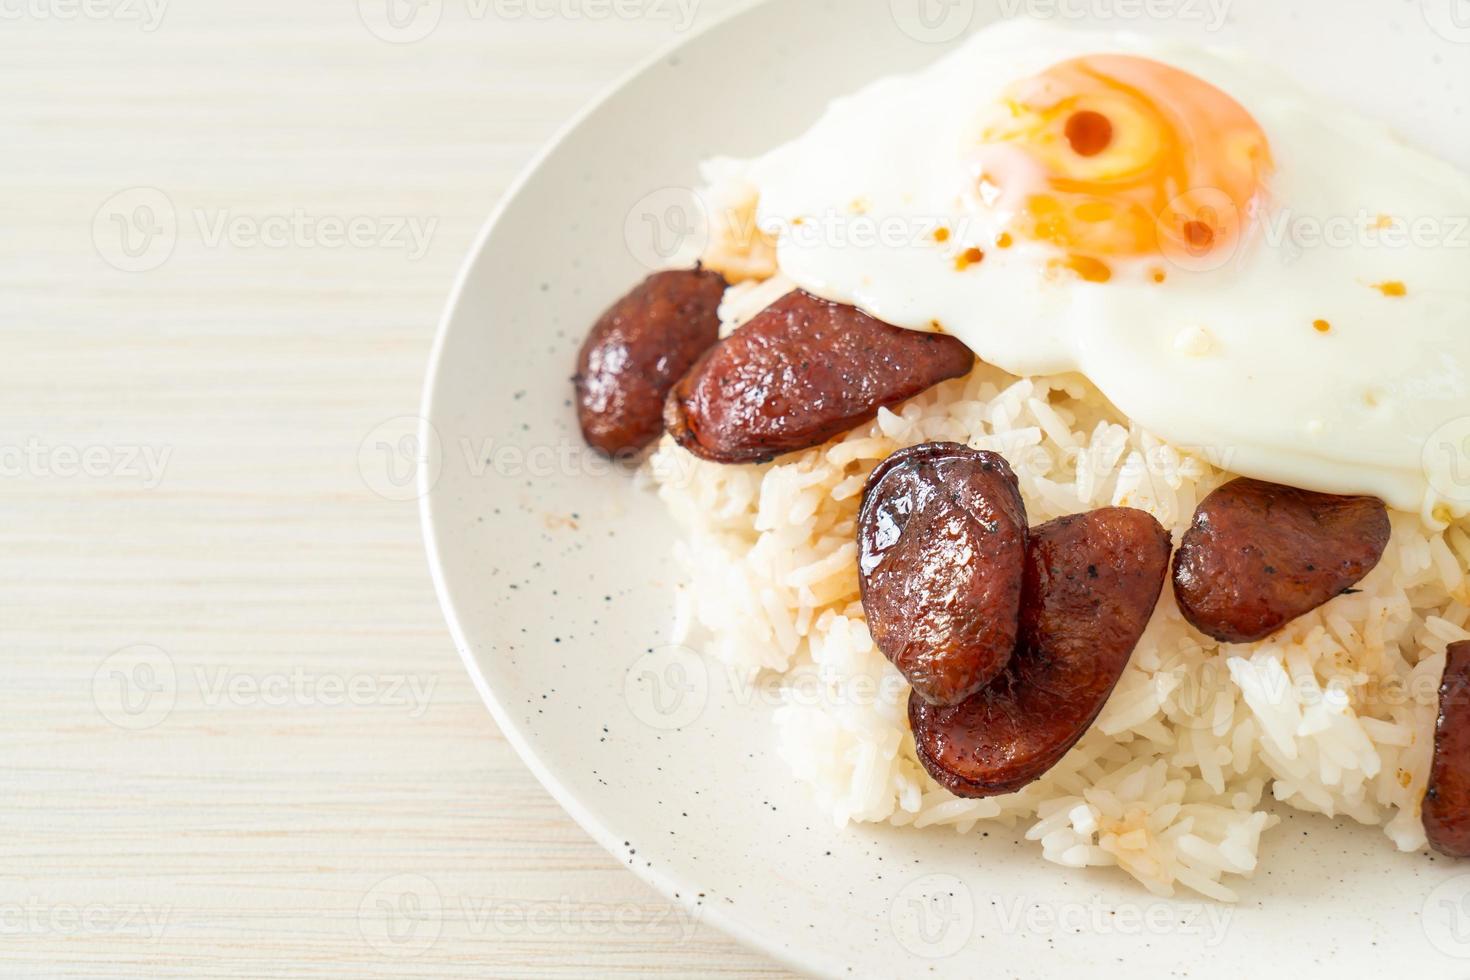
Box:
left=745, top=20, right=1470, bottom=517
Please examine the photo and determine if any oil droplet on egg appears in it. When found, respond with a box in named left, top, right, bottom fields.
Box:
left=1183, top=220, right=1216, bottom=252
left=1373, top=281, right=1407, bottom=297
left=1064, top=109, right=1114, bottom=157
left=1051, top=254, right=1110, bottom=283
left=954, top=247, right=985, bottom=271
left=1313, top=319, right=1331, bottom=334
left=933, top=227, right=951, bottom=243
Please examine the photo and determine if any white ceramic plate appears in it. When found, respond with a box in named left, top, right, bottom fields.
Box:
left=421, top=2, right=1470, bottom=975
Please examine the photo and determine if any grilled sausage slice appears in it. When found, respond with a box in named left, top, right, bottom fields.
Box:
left=1172, top=478, right=1391, bottom=644
left=910, top=508, right=1171, bottom=797
left=665, top=290, right=974, bottom=464
left=1426, top=641, right=1470, bottom=858
left=574, top=268, right=726, bottom=458
left=858, top=444, right=1028, bottom=706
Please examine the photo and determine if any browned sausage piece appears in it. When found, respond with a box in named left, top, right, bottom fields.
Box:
left=1172, top=478, right=1391, bottom=644
left=664, top=290, right=974, bottom=464
left=858, top=444, right=1028, bottom=707
left=574, top=267, right=726, bottom=458
left=1426, top=641, right=1470, bottom=857
left=910, top=508, right=1171, bottom=797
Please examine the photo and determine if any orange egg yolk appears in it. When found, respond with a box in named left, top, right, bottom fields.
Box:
left=973, top=55, right=1274, bottom=273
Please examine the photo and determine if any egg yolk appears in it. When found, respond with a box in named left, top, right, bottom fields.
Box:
left=973, top=55, right=1274, bottom=272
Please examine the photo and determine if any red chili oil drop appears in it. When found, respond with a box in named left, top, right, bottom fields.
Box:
left=1065, top=110, right=1113, bottom=157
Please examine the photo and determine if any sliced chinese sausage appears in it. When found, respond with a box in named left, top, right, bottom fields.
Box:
left=910, top=508, right=1171, bottom=798
left=1172, top=478, right=1391, bottom=644
left=1425, top=641, right=1470, bottom=857
left=665, top=290, right=974, bottom=464
left=574, top=267, right=726, bottom=458
left=858, top=444, right=1028, bottom=707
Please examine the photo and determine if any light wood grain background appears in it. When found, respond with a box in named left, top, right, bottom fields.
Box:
left=0, top=1, right=795, bottom=975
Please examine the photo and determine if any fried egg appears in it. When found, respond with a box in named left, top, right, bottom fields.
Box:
left=744, top=20, right=1470, bottom=518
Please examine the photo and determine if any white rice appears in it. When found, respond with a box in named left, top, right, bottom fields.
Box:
left=647, top=275, right=1465, bottom=903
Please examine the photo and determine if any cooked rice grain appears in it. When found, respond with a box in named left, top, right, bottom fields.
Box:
left=649, top=285, right=1460, bottom=899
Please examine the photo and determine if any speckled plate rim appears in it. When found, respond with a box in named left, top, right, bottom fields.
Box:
left=415, top=1, right=823, bottom=973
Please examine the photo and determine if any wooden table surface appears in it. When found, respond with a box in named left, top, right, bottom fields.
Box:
left=0, top=2, right=793, bottom=975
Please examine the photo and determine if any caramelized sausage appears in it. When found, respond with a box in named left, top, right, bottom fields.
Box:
left=858, top=444, right=1028, bottom=706
left=1173, top=478, right=1391, bottom=644
left=664, top=290, right=974, bottom=464
left=574, top=267, right=726, bottom=458
left=1425, top=641, right=1470, bottom=857
left=910, top=508, right=1171, bottom=797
